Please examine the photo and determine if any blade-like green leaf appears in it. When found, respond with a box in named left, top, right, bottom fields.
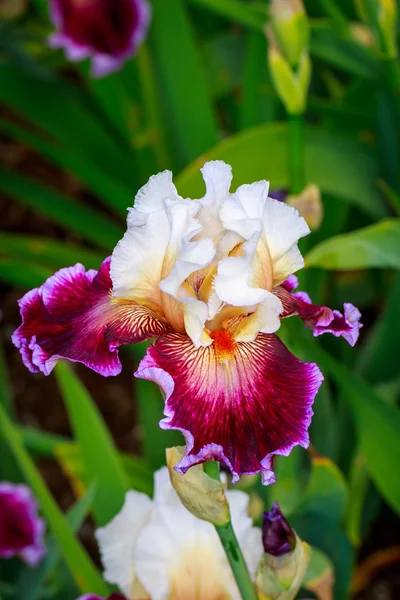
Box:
left=305, top=219, right=400, bottom=270
left=297, top=457, right=348, bottom=522
left=16, top=484, right=97, bottom=600
left=149, top=0, right=218, bottom=167
left=310, top=21, right=378, bottom=79
left=0, top=258, right=52, bottom=288
left=0, top=169, right=123, bottom=250
left=0, top=404, right=109, bottom=596
left=55, top=362, right=129, bottom=525
left=267, top=447, right=304, bottom=516
left=19, top=426, right=153, bottom=495
left=187, top=0, right=266, bottom=32
left=357, top=274, right=400, bottom=384
left=0, top=232, right=104, bottom=270
left=303, top=546, right=334, bottom=591
left=176, top=123, right=386, bottom=218
left=0, top=121, right=133, bottom=216
left=285, top=320, right=400, bottom=516
left=0, top=64, right=137, bottom=189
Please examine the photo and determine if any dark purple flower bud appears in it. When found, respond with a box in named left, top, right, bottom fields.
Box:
left=262, top=502, right=296, bottom=557
left=269, top=188, right=287, bottom=203
left=0, top=482, right=46, bottom=566
left=49, top=0, right=151, bottom=77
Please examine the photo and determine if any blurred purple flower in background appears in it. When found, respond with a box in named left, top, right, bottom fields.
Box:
left=48, top=0, right=151, bottom=77
left=262, top=502, right=296, bottom=557
left=0, top=482, right=45, bottom=566
left=77, top=594, right=127, bottom=600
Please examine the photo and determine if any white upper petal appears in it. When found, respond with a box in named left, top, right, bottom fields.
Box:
left=110, top=171, right=179, bottom=307
left=213, top=233, right=283, bottom=338
left=195, top=161, right=233, bottom=245
left=220, top=181, right=269, bottom=240
left=109, top=163, right=309, bottom=342
left=220, top=180, right=309, bottom=286
left=133, top=170, right=178, bottom=216
left=261, top=197, right=310, bottom=284
left=95, top=491, right=153, bottom=598
left=159, top=200, right=216, bottom=346
left=214, top=233, right=268, bottom=307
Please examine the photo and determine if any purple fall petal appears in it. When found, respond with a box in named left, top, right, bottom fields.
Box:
left=0, top=482, right=45, bottom=566
left=275, top=278, right=362, bottom=346
left=48, top=0, right=150, bottom=76
left=135, top=331, right=322, bottom=484
left=76, top=595, right=127, bottom=600
left=12, top=258, right=170, bottom=377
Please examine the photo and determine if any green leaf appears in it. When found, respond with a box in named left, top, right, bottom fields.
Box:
left=305, top=219, right=400, bottom=270
left=15, top=484, right=97, bottom=600
left=286, top=320, right=400, bottom=516
left=0, top=232, right=104, bottom=271
left=19, top=425, right=153, bottom=495
left=291, top=512, right=353, bottom=600
left=149, top=0, right=218, bottom=167
left=0, top=121, right=133, bottom=216
left=0, top=404, right=109, bottom=596
left=309, top=382, right=338, bottom=461
left=297, top=457, right=348, bottom=522
left=0, top=168, right=123, bottom=250
left=310, top=21, right=378, bottom=79
left=267, top=447, right=305, bottom=516
left=55, top=439, right=153, bottom=497
left=187, top=0, right=265, bottom=32
left=135, top=376, right=183, bottom=470
left=176, top=123, right=386, bottom=218
left=303, top=545, right=334, bottom=589
left=0, top=258, right=52, bottom=288
left=0, top=64, right=137, bottom=189
left=357, top=274, right=400, bottom=384
left=55, top=362, right=129, bottom=525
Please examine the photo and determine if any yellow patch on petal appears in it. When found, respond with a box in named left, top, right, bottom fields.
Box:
left=210, top=330, right=236, bottom=363
left=168, top=543, right=232, bottom=600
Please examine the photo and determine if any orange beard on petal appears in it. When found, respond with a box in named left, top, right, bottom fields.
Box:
left=210, top=330, right=236, bottom=364
left=167, top=543, right=232, bottom=600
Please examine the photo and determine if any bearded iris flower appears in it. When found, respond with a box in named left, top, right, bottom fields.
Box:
left=48, top=0, right=150, bottom=77
left=0, top=482, right=45, bottom=566
left=13, top=161, right=361, bottom=483
left=94, top=467, right=262, bottom=600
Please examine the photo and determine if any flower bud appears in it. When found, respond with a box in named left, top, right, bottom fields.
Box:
left=269, top=0, right=309, bottom=67
left=355, top=0, right=397, bottom=56
left=266, top=31, right=311, bottom=115
left=350, top=23, right=375, bottom=48
left=166, top=446, right=230, bottom=526
left=262, top=502, right=296, bottom=556
left=256, top=503, right=309, bottom=600
left=287, top=184, right=323, bottom=230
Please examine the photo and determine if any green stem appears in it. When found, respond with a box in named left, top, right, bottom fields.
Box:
left=288, top=114, right=306, bottom=194
left=204, top=462, right=259, bottom=600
